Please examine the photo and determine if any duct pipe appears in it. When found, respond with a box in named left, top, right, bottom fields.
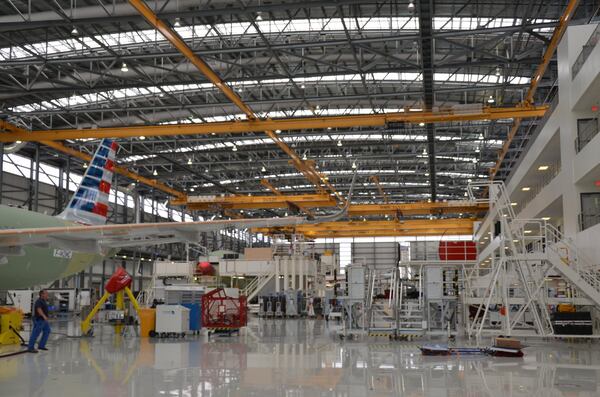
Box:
left=3, top=141, right=26, bottom=154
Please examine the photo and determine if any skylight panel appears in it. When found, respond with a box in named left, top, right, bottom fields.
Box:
left=0, top=17, right=555, bottom=62
left=10, top=68, right=528, bottom=114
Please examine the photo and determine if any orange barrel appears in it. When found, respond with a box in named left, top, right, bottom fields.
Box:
left=139, top=308, right=156, bottom=337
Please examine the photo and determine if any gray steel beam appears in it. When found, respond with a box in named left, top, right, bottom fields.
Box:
left=418, top=0, right=437, bottom=202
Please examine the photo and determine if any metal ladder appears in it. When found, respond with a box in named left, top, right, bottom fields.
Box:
left=468, top=181, right=600, bottom=337
left=366, top=266, right=400, bottom=334
left=397, top=281, right=424, bottom=331
left=467, top=182, right=553, bottom=336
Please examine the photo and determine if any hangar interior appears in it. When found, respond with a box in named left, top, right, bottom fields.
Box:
left=1, top=0, right=600, bottom=396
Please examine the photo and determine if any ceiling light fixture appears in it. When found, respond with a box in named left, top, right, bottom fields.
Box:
left=352, top=161, right=357, bottom=169
left=153, top=169, right=158, bottom=176
left=120, top=62, right=128, bottom=72
left=495, top=67, right=501, bottom=76
left=337, top=140, right=342, bottom=147
left=302, top=153, right=308, bottom=161
left=187, top=158, right=193, bottom=165
left=83, top=163, right=88, bottom=169
left=301, top=84, right=305, bottom=89
left=511, top=202, right=518, bottom=206
left=521, top=186, right=531, bottom=191
left=261, top=166, right=266, bottom=172
left=232, top=146, right=238, bottom=152
left=408, top=1, right=415, bottom=11
left=541, top=217, right=551, bottom=221
left=538, top=165, right=549, bottom=171
left=275, top=129, right=281, bottom=133
left=418, top=122, right=425, bottom=127
left=174, top=18, right=181, bottom=27
left=256, top=12, right=263, bottom=21
left=139, top=135, right=145, bottom=140
left=71, top=26, right=79, bottom=35
left=190, top=187, right=195, bottom=192
left=487, top=95, right=495, bottom=104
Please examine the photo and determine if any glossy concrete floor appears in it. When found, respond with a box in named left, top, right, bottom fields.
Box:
left=1, top=317, right=600, bottom=396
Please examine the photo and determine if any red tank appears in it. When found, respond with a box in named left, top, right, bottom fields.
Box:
left=196, top=261, right=216, bottom=276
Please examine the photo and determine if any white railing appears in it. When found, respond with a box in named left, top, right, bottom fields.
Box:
left=242, top=274, right=274, bottom=302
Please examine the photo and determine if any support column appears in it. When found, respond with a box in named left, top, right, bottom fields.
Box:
left=291, top=256, right=296, bottom=290
left=283, top=257, right=289, bottom=291
left=275, top=258, right=281, bottom=293
left=101, top=260, right=106, bottom=293
left=65, top=156, right=71, bottom=206
left=0, top=142, right=3, bottom=204
left=134, top=192, right=141, bottom=223
left=33, top=143, right=40, bottom=212
left=298, top=257, right=303, bottom=291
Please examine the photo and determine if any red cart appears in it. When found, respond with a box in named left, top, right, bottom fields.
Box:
left=201, top=288, right=247, bottom=336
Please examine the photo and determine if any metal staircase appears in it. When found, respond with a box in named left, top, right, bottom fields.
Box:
left=366, top=267, right=400, bottom=334
left=545, top=224, right=600, bottom=306
left=392, top=277, right=424, bottom=331
left=242, top=273, right=274, bottom=302
left=466, top=181, right=600, bottom=337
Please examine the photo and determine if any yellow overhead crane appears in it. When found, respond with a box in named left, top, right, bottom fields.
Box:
left=253, top=218, right=477, bottom=238
left=0, top=105, right=547, bottom=143
left=170, top=194, right=488, bottom=216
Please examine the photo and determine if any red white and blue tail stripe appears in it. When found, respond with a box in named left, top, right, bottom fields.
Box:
left=58, top=139, right=118, bottom=225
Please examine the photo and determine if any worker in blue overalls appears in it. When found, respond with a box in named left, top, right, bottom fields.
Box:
left=28, top=290, right=51, bottom=353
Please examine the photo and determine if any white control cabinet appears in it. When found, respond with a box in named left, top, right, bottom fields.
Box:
left=346, top=265, right=366, bottom=300
left=155, top=305, right=190, bottom=335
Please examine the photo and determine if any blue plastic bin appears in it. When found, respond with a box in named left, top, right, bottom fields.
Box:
left=182, top=303, right=201, bottom=332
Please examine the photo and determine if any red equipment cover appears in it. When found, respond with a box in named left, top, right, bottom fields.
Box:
left=196, top=261, right=216, bottom=276
left=201, top=288, right=247, bottom=329
left=438, top=241, right=477, bottom=260
left=104, top=267, right=132, bottom=293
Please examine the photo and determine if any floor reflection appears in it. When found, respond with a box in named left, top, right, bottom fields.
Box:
left=1, top=317, right=599, bottom=396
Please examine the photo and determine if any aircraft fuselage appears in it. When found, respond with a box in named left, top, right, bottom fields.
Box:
left=0, top=205, right=107, bottom=289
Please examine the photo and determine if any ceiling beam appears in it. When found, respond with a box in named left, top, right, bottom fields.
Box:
left=172, top=193, right=336, bottom=210
left=253, top=218, right=477, bottom=238
left=126, top=0, right=341, bottom=202
left=0, top=105, right=548, bottom=142
left=259, top=179, right=315, bottom=217
left=0, top=120, right=186, bottom=199
left=170, top=193, right=488, bottom=215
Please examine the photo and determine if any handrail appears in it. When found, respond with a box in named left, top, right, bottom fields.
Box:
left=572, top=23, right=600, bottom=78
left=579, top=213, right=600, bottom=231
left=575, top=117, right=599, bottom=153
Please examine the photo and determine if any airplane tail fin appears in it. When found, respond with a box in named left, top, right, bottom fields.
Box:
left=58, top=139, right=118, bottom=225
